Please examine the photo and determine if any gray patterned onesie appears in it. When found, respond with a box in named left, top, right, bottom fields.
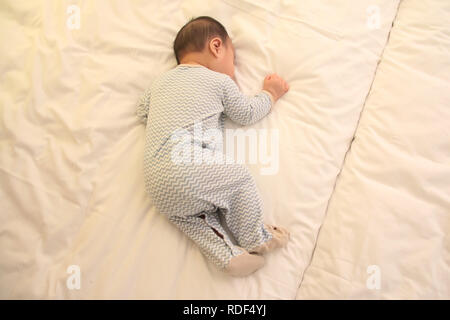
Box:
left=136, top=64, right=274, bottom=270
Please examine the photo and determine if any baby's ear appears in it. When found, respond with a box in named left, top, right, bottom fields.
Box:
left=209, top=37, right=223, bottom=56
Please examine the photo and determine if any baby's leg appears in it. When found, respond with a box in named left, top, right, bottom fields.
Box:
left=221, top=170, right=290, bottom=254
left=168, top=213, right=265, bottom=276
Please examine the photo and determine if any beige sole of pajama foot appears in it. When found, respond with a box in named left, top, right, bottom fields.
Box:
left=248, top=224, right=290, bottom=255
left=223, top=248, right=265, bottom=277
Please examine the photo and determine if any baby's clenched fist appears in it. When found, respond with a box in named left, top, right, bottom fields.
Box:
left=263, top=73, right=289, bottom=103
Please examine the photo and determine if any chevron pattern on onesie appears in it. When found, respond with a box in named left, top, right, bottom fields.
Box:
left=137, top=65, right=274, bottom=270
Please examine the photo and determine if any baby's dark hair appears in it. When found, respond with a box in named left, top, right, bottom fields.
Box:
left=173, top=16, right=229, bottom=64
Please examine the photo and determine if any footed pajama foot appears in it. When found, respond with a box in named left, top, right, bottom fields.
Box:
left=248, top=224, right=290, bottom=255
left=223, top=247, right=265, bottom=277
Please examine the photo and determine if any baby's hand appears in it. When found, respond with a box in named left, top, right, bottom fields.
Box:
left=263, top=73, right=289, bottom=103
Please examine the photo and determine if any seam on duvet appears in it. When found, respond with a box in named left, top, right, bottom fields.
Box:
left=295, top=0, right=404, bottom=294
left=344, top=1, right=404, bottom=299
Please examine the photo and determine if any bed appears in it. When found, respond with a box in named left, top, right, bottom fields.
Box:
left=0, top=0, right=447, bottom=299
left=297, top=0, right=450, bottom=299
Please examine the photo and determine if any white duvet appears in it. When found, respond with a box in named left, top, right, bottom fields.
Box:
left=297, top=0, right=450, bottom=299
left=3, top=0, right=438, bottom=299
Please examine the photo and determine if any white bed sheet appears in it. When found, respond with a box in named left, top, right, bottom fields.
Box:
left=0, top=0, right=399, bottom=298
left=297, top=0, right=450, bottom=299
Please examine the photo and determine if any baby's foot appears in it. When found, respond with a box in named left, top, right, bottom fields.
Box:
left=248, top=224, right=290, bottom=255
left=223, top=247, right=265, bottom=277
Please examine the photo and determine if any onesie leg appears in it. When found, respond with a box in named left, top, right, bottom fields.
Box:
left=168, top=213, right=250, bottom=272
left=201, top=211, right=267, bottom=276
left=220, top=173, right=275, bottom=253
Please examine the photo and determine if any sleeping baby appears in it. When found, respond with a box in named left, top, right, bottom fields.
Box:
left=136, top=16, right=290, bottom=276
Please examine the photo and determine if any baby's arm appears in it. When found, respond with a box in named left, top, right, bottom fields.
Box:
left=221, top=75, right=274, bottom=126
left=136, top=88, right=151, bottom=125
left=222, top=74, right=289, bottom=126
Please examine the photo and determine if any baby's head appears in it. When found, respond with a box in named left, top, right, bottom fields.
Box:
left=173, top=16, right=235, bottom=79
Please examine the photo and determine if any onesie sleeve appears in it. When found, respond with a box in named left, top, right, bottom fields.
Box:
left=136, top=88, right=151, bottom=125
left=221, top=75, right=274, bottom=126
